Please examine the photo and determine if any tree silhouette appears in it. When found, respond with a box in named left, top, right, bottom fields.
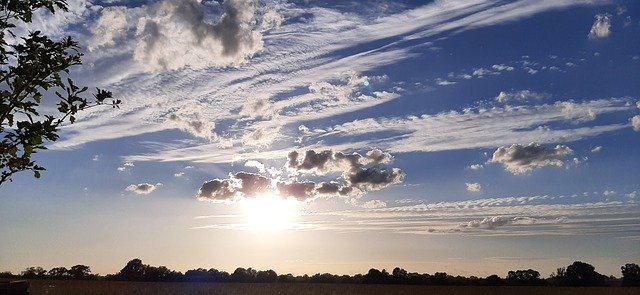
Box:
left=20, top=266, right=46, bottom=278
left=0, top=0, right=119, bottom=185
left=621, top=263, right=640, bottom=287
left=562, top=261, right=606, bottom=287
left=47, top=267, right=69, bottom=279
left=506, top=269, right=546, bottom=286
left=485, top=274, right=505, bottom=286
left=68, top=264, right=94, bottom=280
left=114, top=258, right=146, bottom=281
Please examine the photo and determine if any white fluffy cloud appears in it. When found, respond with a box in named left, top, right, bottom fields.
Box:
left=260, top=10, right=284, bottom=31
left=490, top=143, right=573, bottom=174
left=492, top=64, right=514, bottom=71
left=495, top=90, right=547, bottom=103
left=469, top=164, right=484, bottom=170
left=632, top=115, right=640, bottom=132
left=117, top=161, right=135, bottom=172
left=133, top=0, right=263, bottom=71
left=88, top=6, right=128, bottom=51
left=466, top=182, right=482, bottom=192
left=588, top=14, right=611, bottom=39
left=126, top=183, right=161, bottom=195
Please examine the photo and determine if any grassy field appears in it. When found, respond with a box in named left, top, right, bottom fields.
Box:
left=25, top=280, right=640, bottom=295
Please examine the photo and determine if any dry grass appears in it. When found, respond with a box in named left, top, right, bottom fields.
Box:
left=27, top=280, right=640, bottom=295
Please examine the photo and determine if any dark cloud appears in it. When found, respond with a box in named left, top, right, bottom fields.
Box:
left=198, top=149, right=403, bottom=203
left=276, top=181, right=316, bottom=200
left=126, top=183, right=161, bottom=195
left=490, top=143, right=573, bottom=174
left=196, top=172, right=271, bottom=202
left=287, top=148, right=394, bottom=174
left=196, top=179, right=236, bottom=202
left=234, top=172, right=271, bottom=197
left=365, top=148, right=393, bottom=164
left=346, top=168, right=404, bottom=190
left=315, top=182, right=358, bottom=197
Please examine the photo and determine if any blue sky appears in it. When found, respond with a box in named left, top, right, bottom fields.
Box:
left=1, top=0, right=639, bottom=277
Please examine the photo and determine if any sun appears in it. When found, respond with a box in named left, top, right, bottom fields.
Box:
left=240, top=195, right=299, bottom=231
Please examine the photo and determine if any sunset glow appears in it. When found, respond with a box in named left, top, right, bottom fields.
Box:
left=1, top=0, right=639, bottom=279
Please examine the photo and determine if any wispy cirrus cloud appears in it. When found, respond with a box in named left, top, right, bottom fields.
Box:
left=125, top=98, right=635, bottom=163
left=194, top=194, right=640, bottom=237
left=51, top=0, right=611, bottom=158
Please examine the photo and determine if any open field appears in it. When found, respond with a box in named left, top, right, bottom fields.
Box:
left=25, top=280, right=640, bottom=295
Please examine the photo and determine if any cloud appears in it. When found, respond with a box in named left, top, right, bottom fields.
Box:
left=558, top=101, right=596, bottom=121
left=127, top=98, right=633, bottom=164
left=197, top=149, right=402, bottom=202
left=469, top=164, right=484, bottom=170
left=308, top=72, right=386, bottom=102
left=276, top=181, right=317, bottom=201
left=244, top=160, right=266, bottom=173
left=346, top=168, right=405, bottom=191
left=472, top=68, right=495, bottom=77
left=366, top=149, right=394, bottom=164
left=260, top=10, right=283, bottom=31
left=490, top=143, right=573, bottom=174
left=362, top=200, right=387, bottom=209
left=55, top=0, right=612, bottom=152
left=495, top=90, right=547, bottom=103
left=241, top=125, right=281, bottom=147
left=117, top=161, right=135, bottom=172
left=492, top=64, right=514, bottom=71
left=314, top=182, right=358, bottom=198
left=166, top=113, right=216, bottom=141
left=126, top=183, right=161, bottom=195
left=466, top=182, right=482, bottom=192
left=632, top=115, right=640, bottom=132
left=287, top=149, right=392, bottom=175
left=588, top=14, right=611, bottom=39
left=133, top=0, right=263, bottom=71
left=239, top=97, right=275, bottom=119
left=590, top=146, right=602, bottom=153
left=196, top=193, right=640, bottom=236
left=435, top=78, right=456, bottom=86
left=196, top=172, right=271, bottom=202
left=603, top=190, right=616, bottom=197
left=196, top=173, right=356, bottom=203
left=88, top=6, right=129, bottom=51
left=174, top=172, right=185, bottom=177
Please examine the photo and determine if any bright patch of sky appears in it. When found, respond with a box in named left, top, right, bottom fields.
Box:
left=1, top=0, right=639, bottom=277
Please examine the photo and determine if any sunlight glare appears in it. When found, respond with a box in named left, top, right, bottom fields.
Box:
left=241, top=195, right=299, bottom=231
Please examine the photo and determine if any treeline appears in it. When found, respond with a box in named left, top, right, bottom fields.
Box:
left=2, top=259, right=639, bottom=287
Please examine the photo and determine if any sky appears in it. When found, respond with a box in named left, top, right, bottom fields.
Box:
left=1, top=0, right=639, bottom=278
